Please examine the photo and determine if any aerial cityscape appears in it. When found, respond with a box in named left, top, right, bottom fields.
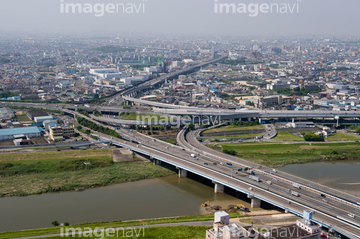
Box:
left=1, top=0, right=360, bottom=239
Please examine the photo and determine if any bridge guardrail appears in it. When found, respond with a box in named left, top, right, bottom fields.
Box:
left=109, top=138, right=355, bottom=239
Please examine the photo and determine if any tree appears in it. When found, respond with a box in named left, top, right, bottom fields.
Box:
left=304, top=134, right=324, bottom=142
left=64, top=222, right=70, bottom=226
left=52, top=221, right=60, bottom=227
left=356, top=126, right=360, bottom=134
left=223, top=149, right=236, bottom=156
left=247, top=101, right=255, bottom=106
left=93, top=109, right=102, bottom=117
left=188, top=123, right=195, bottom=131
left=349, top=125, right=356, bottom=131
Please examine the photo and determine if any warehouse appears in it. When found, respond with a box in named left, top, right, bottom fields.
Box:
left=34, top=116, right=56, bottom=123
left=27, top=110, right=48, bottom=120
left=0, top=127, right=43, bottom=141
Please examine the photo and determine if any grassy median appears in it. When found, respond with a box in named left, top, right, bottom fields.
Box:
left=217, top=142, right=360, bottom=167
left=204, top=124, right=263, bottom=134
left=0, top=149, right=175, bottom=197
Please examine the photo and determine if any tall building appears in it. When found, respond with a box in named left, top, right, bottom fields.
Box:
left=211, top=47, right=215, bottom=59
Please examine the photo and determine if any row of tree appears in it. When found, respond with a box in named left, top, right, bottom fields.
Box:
left=93, top=109, right=102, bottom=117
left=304, top=134, right=324, bottom=142
left=77, top=108, right=90, bottom=117
left=348, top=125, right=360, bottom=134
left=76, top=116, right=121, bottom=139
left=232, top=120, right=258, bottom=127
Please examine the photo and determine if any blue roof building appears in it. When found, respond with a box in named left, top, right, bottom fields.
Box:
left=0, top=127, right=43, bottom=141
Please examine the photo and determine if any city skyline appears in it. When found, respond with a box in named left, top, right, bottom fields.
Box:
left=0, top=0, right=359, bottom=36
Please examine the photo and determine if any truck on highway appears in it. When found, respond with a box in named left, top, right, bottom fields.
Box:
left=246, top=170, right=255, bottom=176
left=249, top=175, right=261, bottom=182
left=190, top=154, right=196, bottom=158
left=292, top=183, right=301, bottom=189
left=291, top=191, right=299, bottom=197
left=226, top=162, right=232, bottom=166
left=84, top=104, right=90, bottom=108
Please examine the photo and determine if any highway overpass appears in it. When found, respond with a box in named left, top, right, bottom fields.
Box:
left=63, top=108, right=360, bottom=239
left=120, top=55, right=228, bottom=98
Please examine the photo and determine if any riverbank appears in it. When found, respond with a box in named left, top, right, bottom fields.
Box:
left=0, top=149, right=175, bottom=197
left=0, top=209, right=291, bottom=239
left=0, top=213, right=242, bottom=238
left=211, top=142, right=360, bottom=167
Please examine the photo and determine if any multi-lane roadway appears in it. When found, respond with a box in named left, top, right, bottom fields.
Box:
left=62, top=108, right=360, bottom=238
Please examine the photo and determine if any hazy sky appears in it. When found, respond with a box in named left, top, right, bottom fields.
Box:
left=0, top=0, right=359, bottom=36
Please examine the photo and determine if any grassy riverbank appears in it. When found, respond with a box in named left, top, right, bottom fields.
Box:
left=273, top=131, right=360, bottom=142
left=213, top=142, right=360, bottom=167
left=0, top=213, right=243, bottom=238
left=0, top=149, right=175, bottom=197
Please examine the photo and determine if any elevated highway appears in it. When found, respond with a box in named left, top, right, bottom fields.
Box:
left=120, top=55, right=227, bottom=98
left=63, top=108, right=360, bottom=238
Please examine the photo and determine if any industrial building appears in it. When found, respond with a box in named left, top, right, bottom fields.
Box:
left=49, top=126, right=75, bottom=141
left=34, top=116, right=56, bottom=123
left=13, top=135, right=32, bottom=146
left=89, top=68, right=123, bottom=79
left=205, top=211, right=321, bottom=239
left=286, top=122, right=315, bottom=128
left=0, top=127, right=43, bottom=141
left=0, top=108, right=14, bottom=121
left=27, top=110, right=48, bottom=120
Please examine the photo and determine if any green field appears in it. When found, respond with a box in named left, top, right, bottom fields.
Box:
left=204, top=125, right=263, bottom=134
left=14, top=113, right=32, bottom=122
left=220, top=142, right=360, bottom=167
left=119, top=112, right=170, bottom=122
left=2, top=226, right=210, bottom=239
left=0, top=149, right=174, bottom=197
left=271, top=131, right=360, bottom=142
left=273, top=131, right=304, bottom=141
left=0, top=213, right=243, bottom=238
left=161, top=138, right=177, bottom=145
left=202, top=133, right=263, bottom=142
left=326, top=133, right=360, bottom=142
left=225, top=133, right=263, bottom=138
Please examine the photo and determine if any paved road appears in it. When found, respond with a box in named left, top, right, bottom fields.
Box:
left=60, top=109, right=360, bottom=238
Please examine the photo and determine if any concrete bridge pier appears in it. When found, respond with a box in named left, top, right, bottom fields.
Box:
left=153, top=159, right=161, bottom=166
left=248, top=195, right=261, bottom=208
left=335, top=116, right=339, bottom=127
left=178, top=168, right=187, bottom=178
left=214, top=182, right=224, bottom=193
left=251, top=198, right=261, bottom=208
left=258, top=118, right=262, bottom=124
left=292, top=118, right=295, bottom=123
left=248, top=117, right=252, bottom=121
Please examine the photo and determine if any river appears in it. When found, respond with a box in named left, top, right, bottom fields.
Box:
left=0, top=175, right=246, bottom=232
left=277, top=161, right=360, bottom=197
